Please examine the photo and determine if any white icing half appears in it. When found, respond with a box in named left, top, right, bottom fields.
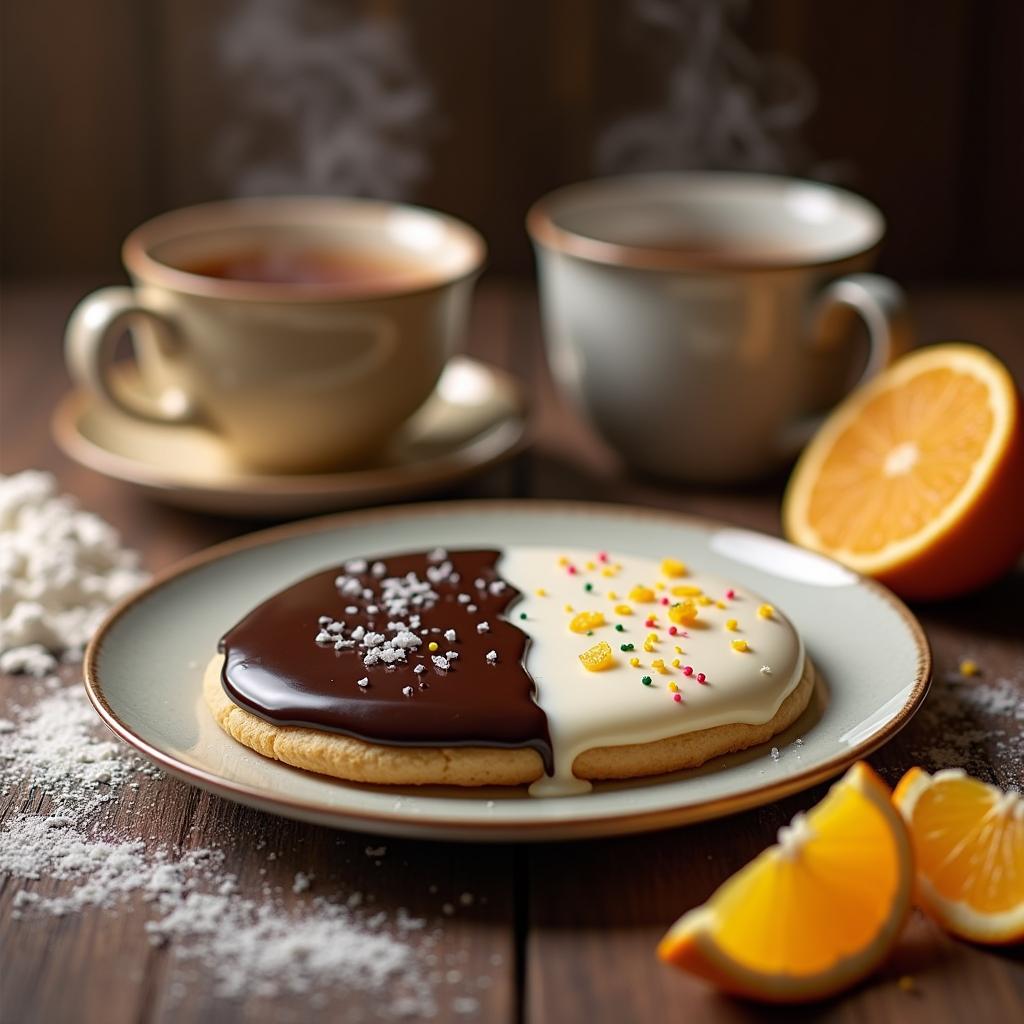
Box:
left=496, top=547, right=805, bottom=798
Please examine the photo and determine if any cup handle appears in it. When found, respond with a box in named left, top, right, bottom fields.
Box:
left=65, top=286, right=201, bottom=425
left=780, top=273, right=913, bottom=456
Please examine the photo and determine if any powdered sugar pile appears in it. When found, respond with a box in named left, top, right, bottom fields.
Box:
left=0, top=682, right=481, bottom=1016
left=0, top=471, right=149, bottom=675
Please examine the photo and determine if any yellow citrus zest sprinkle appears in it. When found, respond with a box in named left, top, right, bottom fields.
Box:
left=716, top=600, right=727, bottom=609
left=601, top=567, right=616, bottom=577
left=697, top=595, right=713, bottom=606
left=535, top=587, right=548, bottom=597
left=655, top=581, right=666, bottom=590
left=671, top=658, right=680, bottom=668
left=959, top=659, right=980, bottom=677
left=668, top=600, right=698, bottom=625
left=674, top=645, right=683, bottom=654
left=569, top=610, right=605, bottom=634
left=607, top=590, right=618, bottom=601
left=668, top=682, right=679, bottom=693
left=557, top=556, right=569, bottom=566
left=615, top=604, right=633, bottom=615
left=757, top=603, right=775, bottom=619
left=579, top=641, right=614, bottom=672
left=629, top=656, right=641, bottom=668
left=651, top=658, right=666, bottom=673
left=563, top=603, right=574, bottom=613
left=731, top=639, right=749, bottom=652
left=671, top=585, right=702, bottom=597
left=629, top=584, right=656, bottom=603
left=725, top=618, right=738, bottom=631
left=660, top=558, right=687, bottom=578
left=428, top=641, right=439, bottom=652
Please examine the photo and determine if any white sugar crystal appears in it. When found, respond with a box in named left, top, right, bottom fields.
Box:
left=315, top=631, right=333, bottom=643
left=402, top=686, right=414, bottom=697
left=488, top=581, right=506, bottom=596
left=345, top=605, right=358, bottom=615
left=413, top=665, right=426, bottom=675
left=343, top=559, right=368, bottom=574
left=326, top=622, right=344, bottom=634
left=444, top=629, right=457, bottom=642
left=361, top=632, right=385, bottom=648
left=0, top=471, right=149, bottom=670
left=356, top=677, right=369, bottom=688
left=350, top=626, right=366, bottom=641
left=467, top=605, right=477, bottom=613
left=431, top=656, right=449, bottom=671
left=760, top=665, right=772, bottom=675
left=474, top=578, right=486, bottom=590
left=370, top=561, right=387, bottom=578
left=476, top=622, right=490, bottom=634
left=457, top=594, right=470, bottom=604
left=445, top=651, right=459, bottom=661
left=427, top=547, right=447, bottom=563
left=391, top=630, right=422, bottom=650
left=485, top=650, right=497, bottom=663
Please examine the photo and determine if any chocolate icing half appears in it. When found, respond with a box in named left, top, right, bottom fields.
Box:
left=218, top=549, right=553, bottom=773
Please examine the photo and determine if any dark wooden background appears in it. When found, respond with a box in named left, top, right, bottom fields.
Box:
left=3, top=0, right=1023, bottom=283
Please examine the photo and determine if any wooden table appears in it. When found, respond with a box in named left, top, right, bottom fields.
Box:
left=2, top=278, right=1022, bottom=1023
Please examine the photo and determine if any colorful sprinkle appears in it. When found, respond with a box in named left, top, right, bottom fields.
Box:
left=564, top=603, right=574, bottom=613
left=601, top=567, right=616, bottom=577
left=668, top=681, right=679, bottom=693
left=682, top=665, right=693, bottom=677
left=608, top=590, right=618, bottom=600
left=757, top=603, right=775, bottom=619
left=558, top=556, right=569, bottom=567
left=669, top=626, right=678, bottom=636
left=660, top=596, right=670, bottom=605
left=428, top=641, right=439, bottom=652
left=651, top=658, right=666, bottom=673
left=726, top=588, right=736, bottom=600
left=725, top=618, right=738, bottom=631
left=569, top=610, right=605, bottom=633
left=959, top=659, right=980, bottom=677
left=697, top=595, right=713, bottom=606
left=585, top=561, right=596, bottom=570
left=629, top=585, right=656, bottom=603
left=674, top=645, right=683, bottom=654
left=597, top=551, right=609, bottom=563
left=644, top=617, right=657, bottom=628
left=620, top=642, right=634, bottom=651
left=629, top=657, right=641, bottom=667
left=579, top=640, right=614, bottom=672
left=519, top=612, right=528, bottom=620
left=668, top=600, right=698, bottom=625
left=731, top=639, right=749, bottom=652
left=535, top=587, right=548, bottom=597
left=671, top=658, right=680, bottom=668
left=715, top=600, right=727, bottom=609
left=660, top=558, right=687, bottom=578
left=672, top=693, right=683, bottom=703
left=655, top=581, right=666, bottom=591
left=583, top=582, right=594, bottom=592
left=696, top=672, right=707, bottom=684
left=567, top=565, right=578, bottom=575
left=615, top=623, right=625, bottom=632
left=641, top=675, right=653, bottom=686
left=615, top=604, right=633, bottom=615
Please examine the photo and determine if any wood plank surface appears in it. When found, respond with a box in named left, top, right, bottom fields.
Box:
left=1, top=279, right=1022, bottom=1023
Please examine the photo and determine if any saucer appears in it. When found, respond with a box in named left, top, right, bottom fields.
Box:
left=53, top=357, right=528, bottom=517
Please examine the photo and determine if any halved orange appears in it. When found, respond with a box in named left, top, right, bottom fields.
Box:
left=658, top=763, right=913, bottom=1002
left=783, top=343, right=1024, bottom=600
left=894, top=767, right=1024, bottom=944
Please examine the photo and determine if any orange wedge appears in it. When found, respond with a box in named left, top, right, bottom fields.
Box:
left=783, top=343, right=1024, bottom=600
left=893, top=767, right=1024, bottom=944
left=658, top=763, right=913, bottom=1002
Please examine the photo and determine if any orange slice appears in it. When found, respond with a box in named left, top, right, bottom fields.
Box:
left=893, top=767, right=1024, bottom=944
left=783, top=343, right=1024, bottom=599
left=658, top=763, right=913, bottom=1002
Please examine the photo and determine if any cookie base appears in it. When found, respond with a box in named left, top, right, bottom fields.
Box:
left=203, top=654, right=815, bottom=788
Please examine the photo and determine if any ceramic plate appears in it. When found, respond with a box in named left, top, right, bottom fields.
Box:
left=53, top=357, right=527, bottom=517
left=85, top=501, right=930, bottom=842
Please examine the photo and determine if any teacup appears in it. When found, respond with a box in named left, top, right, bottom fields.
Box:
left=528, top=173, right=912, bottom=482
left=65, top=197, right=485, bottom=472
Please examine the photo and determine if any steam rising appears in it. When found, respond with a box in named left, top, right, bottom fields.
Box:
left=215, top=0, right=435, bottom=199
left=598, top=0, right=819, bottom=175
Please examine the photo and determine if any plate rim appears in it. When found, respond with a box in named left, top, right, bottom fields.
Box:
left=51, top=357, right=529, bottom=500
left=83, top=499, right=932, bottom=841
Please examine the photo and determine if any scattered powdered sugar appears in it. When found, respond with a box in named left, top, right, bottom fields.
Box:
left=0, top=471, right=149, bottom=674
left=902, top=670, right=1023, bottom=785
left=0, top=681, right=484, bottom=1017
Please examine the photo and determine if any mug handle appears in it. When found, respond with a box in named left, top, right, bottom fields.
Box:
left=65, top=286, right=201, bottom=425
left=780, top=273, right=913, bottom=455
